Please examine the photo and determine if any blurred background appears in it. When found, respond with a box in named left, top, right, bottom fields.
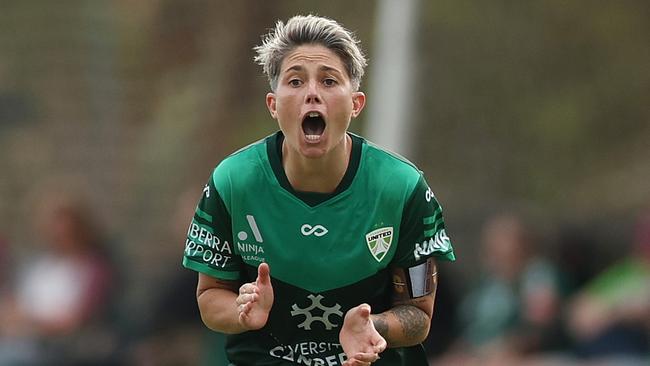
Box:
left=0, top=0, right=648, bottom=365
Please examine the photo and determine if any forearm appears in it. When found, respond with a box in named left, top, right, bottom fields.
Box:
left=197, top=287, right=246, bottom=334
left=373, top=260, right=437, bottom=347
left=370, top=304, right=431, bottom=348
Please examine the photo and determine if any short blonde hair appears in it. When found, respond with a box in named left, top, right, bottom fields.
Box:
left=254, top=15, right=367, bottom=91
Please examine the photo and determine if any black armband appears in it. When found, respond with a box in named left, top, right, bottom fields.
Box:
left=393, top=259, right=437, bottom=298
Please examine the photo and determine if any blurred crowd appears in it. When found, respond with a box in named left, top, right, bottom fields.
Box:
left=0, top=192, right=120, bottom=366
left=428, top=212, right=650, bottom=366
left=0, top=188, right=648, bottom=365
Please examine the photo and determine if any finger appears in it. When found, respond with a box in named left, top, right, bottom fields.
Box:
left=353, top=352, right=380, bottom=363
left=236, top=293, right=257, bottom=305
left=373, top=337, right=387, bottom=353
left=344, top=358, right=372, bottom=366
left=257, top=262, right=271, bottom=286
left=239, top=283, right=258, bottom=295
left=358, top=303, right=371, bottom=318
left=238, top=309, right=250, bottom=324
left=239, top=302, right=254, bottom=317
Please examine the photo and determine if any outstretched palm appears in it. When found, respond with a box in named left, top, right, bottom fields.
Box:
left=340, top=304, right=387, bottom=365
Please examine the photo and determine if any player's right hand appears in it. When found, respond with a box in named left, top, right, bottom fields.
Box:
left=236, top=262, right=274, bottom=330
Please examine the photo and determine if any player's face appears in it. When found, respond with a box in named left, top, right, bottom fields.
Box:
left=266, top=44, right=365, bottom=159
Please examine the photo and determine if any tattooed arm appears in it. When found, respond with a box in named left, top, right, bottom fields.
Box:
left=371, top=257, right=437, bottom=347
left=338, top=258, right=437, bottom=363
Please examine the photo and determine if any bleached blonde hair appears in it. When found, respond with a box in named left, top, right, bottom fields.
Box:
left=254, top=15, right=367, bottom=91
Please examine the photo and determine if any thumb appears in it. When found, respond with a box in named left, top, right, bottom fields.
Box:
left=357, top=303, right=371, bottom=318
left=257, top=262, right=271, bottom=286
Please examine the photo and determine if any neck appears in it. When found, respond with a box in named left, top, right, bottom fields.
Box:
left=283, top=134, right=351, bottom=193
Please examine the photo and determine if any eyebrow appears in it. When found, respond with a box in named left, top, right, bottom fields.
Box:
left=320, top=65, right=342, bottom=75
left=284, top=65, right=304, bottom=73
left=283, top=65, right=343, bottom=75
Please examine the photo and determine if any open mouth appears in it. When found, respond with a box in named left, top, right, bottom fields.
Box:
left=302, top=112, right=326, bottom=142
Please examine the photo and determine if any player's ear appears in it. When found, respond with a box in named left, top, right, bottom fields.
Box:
left=266, top=93, right=277, bottom=119
left=351, top=92, right=365, bottom=118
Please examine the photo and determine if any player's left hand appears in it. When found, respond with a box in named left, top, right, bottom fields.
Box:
left=340, top=303, right=387, bottom=365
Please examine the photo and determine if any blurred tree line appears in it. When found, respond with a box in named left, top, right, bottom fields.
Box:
left=0, top=0, right=648, bottom=299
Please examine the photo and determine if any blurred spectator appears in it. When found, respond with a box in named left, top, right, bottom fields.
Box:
left=129, top=188, right=227, bottom=366
left=0, top=235, right=8, bottom=291
left=0, top=193, right=118, bottom=365
left=0, top=235, right=11, bottom=332
left=438, top=213, right=564, bottom=364
left=567, top=210, right=650, bottom=360
left=554, top=227, right=606, bottom=295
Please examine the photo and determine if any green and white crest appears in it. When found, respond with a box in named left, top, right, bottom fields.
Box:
left=365, top=227, right=393, bottom=262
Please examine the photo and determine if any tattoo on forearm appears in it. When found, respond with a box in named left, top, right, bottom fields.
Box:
left=392, top=305, right=429, bottom=341
left=372, top=313, right=389, bottom=338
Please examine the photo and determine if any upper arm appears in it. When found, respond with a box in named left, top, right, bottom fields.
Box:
left=390, top=257, right=437, bottom=319
left=183, top=172, right=243, bottom=281
left=388, top=174, right=451, bottom=319
left=392, top=174, right=454, bottom=268
left=197, top=273, right=239, bottom=298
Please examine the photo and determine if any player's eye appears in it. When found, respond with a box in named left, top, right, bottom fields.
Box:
left=289, top=79, right=302, bottom=87
left=323, top=78, right=337, bottom=86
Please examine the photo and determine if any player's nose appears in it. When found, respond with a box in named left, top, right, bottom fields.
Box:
left=304, top=80, right=322, bottom=104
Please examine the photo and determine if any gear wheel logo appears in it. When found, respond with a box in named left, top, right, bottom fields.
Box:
left=290, top=294, right=343, bottom=330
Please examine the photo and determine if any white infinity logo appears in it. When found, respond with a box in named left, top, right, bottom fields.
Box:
left=301, top=224, right=328, bottom=237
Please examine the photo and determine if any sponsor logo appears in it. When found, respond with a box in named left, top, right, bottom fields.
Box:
left=365, top=227, right=393, bottom=262
left=269, top=342, right=346, bottom=365
left=291, top=294, right=343, bottom=330
left=237, top=215, right=266, bottom=262
left=301, top=224, right=328, bottom=237
left=414, top=229, right=450, bottom=260
left=202, top=183, right=210, bottom=198
left=237, top=214, right=264, bottom=243
left=185, top=221, right=232, bottom=267
left=425, top=187, right=434, bottom=202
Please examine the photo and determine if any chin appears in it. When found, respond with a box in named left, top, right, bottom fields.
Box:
left=300, top=147, right=328, bottom=159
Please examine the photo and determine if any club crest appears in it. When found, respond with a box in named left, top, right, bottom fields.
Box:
left=365, top=227, right=393, bottom=262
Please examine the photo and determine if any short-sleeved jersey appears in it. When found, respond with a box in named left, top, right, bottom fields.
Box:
left=183, top=132, right=455, bottom=366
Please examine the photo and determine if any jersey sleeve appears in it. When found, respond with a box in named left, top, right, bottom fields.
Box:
left=182, top=173, right=242, bottom=281
left=392, top=175, right=456, bottom=268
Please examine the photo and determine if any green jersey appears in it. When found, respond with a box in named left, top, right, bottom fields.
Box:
left=183, top=132, right=455, bottom=366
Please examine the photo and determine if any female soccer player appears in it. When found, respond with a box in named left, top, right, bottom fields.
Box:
left=183, top=15, right=455, bottom=366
